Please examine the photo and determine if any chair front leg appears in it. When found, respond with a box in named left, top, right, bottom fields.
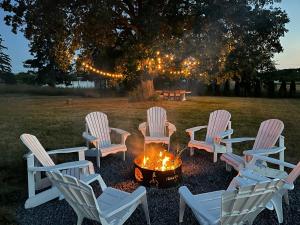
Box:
left=272, top=194, right=284, bottom=224
left=27, top=170, right=36, bottom=199
left=123, top=151, right=126, bottom=161
left=279, top=135, right=285, bottom=171
left=179, top=196, right=186, bottom=223
left=190, top=147, right=194, bottom=156
left=284, top=192, right=289, bottom=205
left=141, top=195, right=151, bottom=225
left=97, top=156, right=101, bottom=168
left=213, top=152, right=218, bottom=163
left=225, top=163, right=232, bottom=172
left=78, top=150, right=85, bottom=161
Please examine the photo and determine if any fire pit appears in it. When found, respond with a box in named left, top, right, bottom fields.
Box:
left=134, top=146, right=182, bottom=188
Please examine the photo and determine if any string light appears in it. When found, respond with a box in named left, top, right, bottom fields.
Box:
left=81, top=62, right=123, bottom=79
left=138, top=52, right=200, bottom=77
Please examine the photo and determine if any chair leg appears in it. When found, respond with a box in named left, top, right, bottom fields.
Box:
left=179, top=196, right=186, bottom=223
left=141, top=195, right=151, bottom=225
left=77, top=214, right=84, bottom=225
left=226, top=163, right=232, bottom=172
left=123, top=151, right=126, bottom=161
left=213, top=152, right=217, bottom=163
left=272, top=195, right=284, bottom=224
left=97, top=156, right=101, bottom=168
left=284, top=192, right=289, bottom=205
left=190, top=147, right=194, bottom=156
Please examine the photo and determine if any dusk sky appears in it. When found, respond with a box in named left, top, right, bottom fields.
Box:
left=0, top=1, right=299, bottom=73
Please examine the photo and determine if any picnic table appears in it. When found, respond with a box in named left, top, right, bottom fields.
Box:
left=156, top=90, right=191, bottom=101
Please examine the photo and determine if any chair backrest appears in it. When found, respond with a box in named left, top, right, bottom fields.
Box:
left=221, top=179, right=284, bottom=225
left=286, top=162, right=300, bottom=184
left=47, top=171, right=100, bottom=222
left=147, top=107, right=167, bottom=137
left=20, top=133, right=55, bottom=167
left=253, top=119, right=284, bottom=150
left=206, top=110, right=231, bottom=143
left=85, top=112, right=111, bottom=148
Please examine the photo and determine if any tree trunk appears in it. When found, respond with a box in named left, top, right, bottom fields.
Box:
left=140, top=79, right=155, bottom=99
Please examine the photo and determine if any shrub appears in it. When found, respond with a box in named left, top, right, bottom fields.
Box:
left=128, top=81, right=160, bottom=102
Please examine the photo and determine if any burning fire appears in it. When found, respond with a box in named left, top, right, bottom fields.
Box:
left=135, top=146, right=181, bottom=171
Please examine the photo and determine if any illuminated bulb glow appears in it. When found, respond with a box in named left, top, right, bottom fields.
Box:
left=82, top=62, right=123, bottom=79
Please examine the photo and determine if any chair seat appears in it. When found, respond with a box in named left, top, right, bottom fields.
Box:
left=97, top=187, right=131, bottom=223
left=221, top=153, right=245, bottom=171
left=144, top=136, right=170, bottom=144
left=81, top=173, right=102, bottom=184
left=188, top=140, right=214, bottom=152
left=100, top=144, right=127, bottom=157
left=251, top=167, right=288, bottom=180
left=182, top=189, right=223, bottom=225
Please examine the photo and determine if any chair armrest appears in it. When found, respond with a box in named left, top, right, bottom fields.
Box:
left=185, top=126, right=207, bottom=134
left=82, top=132, right=99, bottom=142
left=166, top=122, right=176, bottom=137
left=138, top=122, right=147, bottom=137
left=214, top=129, right=233, bottom=143
left=185, top=126, right=207, bottom=140
left=102, top=186, right=146, bottom=218
left=243, top=146, right=285, bottom=156
left=239, top=169, right=270, bottom=182
left=250, top=155, right=296, bottom=169
left=28, top=160, right=91, bottom=172
left=221, top=137, right=256, bottom=144
left=227, top=176, right=262, bottom=191
left=47, top=146, right=88, bottom=155
left=110, top=128, right=131, bottom=145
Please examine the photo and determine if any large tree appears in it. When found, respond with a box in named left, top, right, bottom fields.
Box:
left=0, top=34, right=11, bottom=73
left=0, top=0, right=289, bottom=88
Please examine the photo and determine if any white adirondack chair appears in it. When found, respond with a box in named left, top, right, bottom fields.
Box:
left=47, top=171, right=151, bottom=225
left=83, top=112, right=130, bottom=167
left=179, top=178, right=284, bottom=225
left=139, top=107, right=176, bottom=151
left=221, top=119, right=285, bottom=172
left=186, top=110, right=233, bottom=162
left=233, top=155, right=300, bottom=224
left=21, top=133, right=98, bottom=209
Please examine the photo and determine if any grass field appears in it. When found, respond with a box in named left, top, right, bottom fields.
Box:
left=1, top=95, right=300, bottom=224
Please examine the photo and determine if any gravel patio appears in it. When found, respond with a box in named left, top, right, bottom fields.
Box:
left=16, top=146, right=300, bottom=225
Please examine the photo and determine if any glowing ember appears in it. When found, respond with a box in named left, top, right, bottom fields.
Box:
left=134, top=147, right=181, bottom=172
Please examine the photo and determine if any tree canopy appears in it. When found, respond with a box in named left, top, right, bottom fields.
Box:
left=0, top=0, right=289, bottom=87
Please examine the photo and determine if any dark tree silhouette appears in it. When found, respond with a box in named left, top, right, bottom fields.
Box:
left=0, top=34, right=11, bottom=73
left=290, top=80, right=296, bottom=97
left=279, top=79, right=287, bottom=97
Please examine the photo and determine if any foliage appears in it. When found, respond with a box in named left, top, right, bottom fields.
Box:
left=260, top=68, right=300, bottom=81
left=15, top=72, right=37, bottom=85
left=0, top=0, right=289, bottom=87
left=0, top=72, right=16, bottom=84
left=0, top=34, right=11, bottom=73
left=290, top=80, right=296, bottom=97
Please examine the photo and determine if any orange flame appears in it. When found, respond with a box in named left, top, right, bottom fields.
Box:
left=134, top=146, right=181, bottom=172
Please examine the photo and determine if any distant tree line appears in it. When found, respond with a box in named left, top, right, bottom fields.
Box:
left=205, top=69, right=299, bottom=98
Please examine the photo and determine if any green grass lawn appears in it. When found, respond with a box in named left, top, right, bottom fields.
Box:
left=1, top=95, right=300, bottom=224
